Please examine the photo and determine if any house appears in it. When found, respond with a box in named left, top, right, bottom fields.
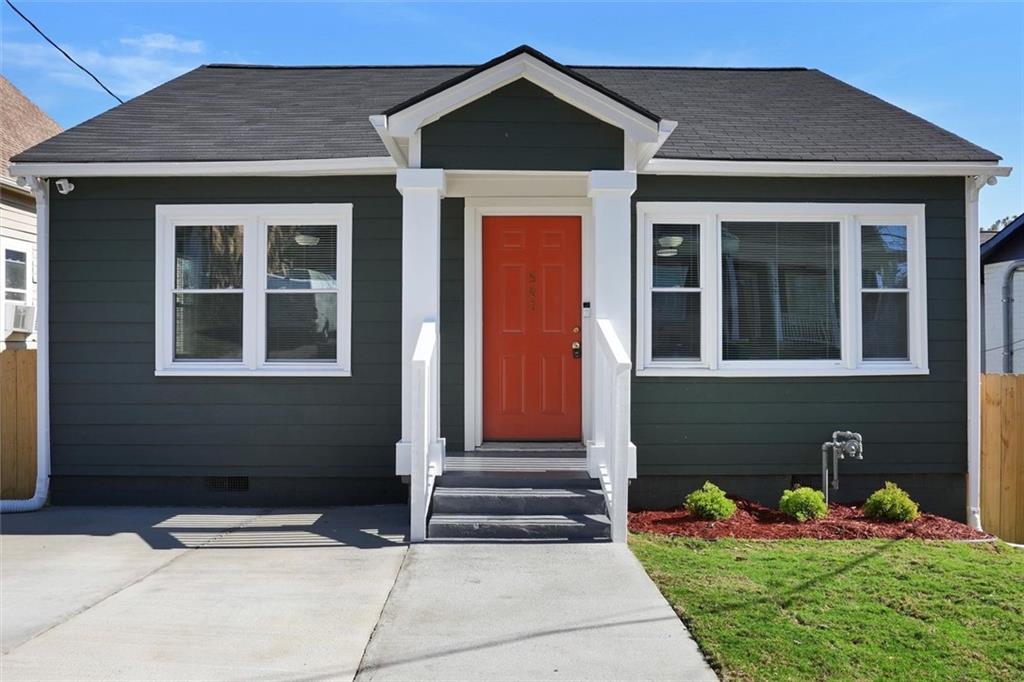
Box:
left=0, top=76, right=61, bottom=350
left=6, top=46, right=1011, bottom=538
left=981, top=212, right=1024, bottom=373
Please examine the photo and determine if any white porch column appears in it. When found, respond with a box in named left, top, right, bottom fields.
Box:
left=395, top=168, right=446, bottom=475
left=588, top=171, right=637, bottom=483
left=588, top=171, right=637, bottom=360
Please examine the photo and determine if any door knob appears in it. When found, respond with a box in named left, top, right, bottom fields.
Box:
left=571, top=341, right=582, bottom=359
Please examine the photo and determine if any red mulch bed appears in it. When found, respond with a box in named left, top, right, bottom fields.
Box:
left=629, top=497, right=993, bottom=541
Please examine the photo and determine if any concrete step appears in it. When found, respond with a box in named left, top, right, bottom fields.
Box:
left=431, top=486, right=606, bottom=515
left=475, top=442, right=587, bottom=454
left=428, top=513, right=611, bottom=541
left=444, top=455, right=589, bottom=472
left=436, top=469, right=595, bottom=489
left=448, top=451, right=587, bottom=461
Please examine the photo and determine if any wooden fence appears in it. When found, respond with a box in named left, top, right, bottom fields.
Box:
left=0, top=349, right=37, bottom=500
left=981, top=373, right=1024, bottom=543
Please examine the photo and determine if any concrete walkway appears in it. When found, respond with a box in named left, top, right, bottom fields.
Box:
left=356, top=543, right=717, bottom=681
left=1, top=506, right=407, bottom=681
left=2, top=507, right=715, bottom=681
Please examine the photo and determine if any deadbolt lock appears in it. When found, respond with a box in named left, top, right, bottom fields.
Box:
left=571, top=326, right=580, bottom=334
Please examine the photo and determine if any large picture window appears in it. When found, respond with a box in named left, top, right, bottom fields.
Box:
left=156, top=204, right=352, bottom=376
left=637, top=202, right=928, bottom=377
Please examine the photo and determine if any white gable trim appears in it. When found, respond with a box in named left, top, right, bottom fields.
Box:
left=383, top=53, right=666, bottom=147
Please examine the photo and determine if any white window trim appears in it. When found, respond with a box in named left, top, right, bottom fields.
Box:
left=635, top=201, right=928, bottom=377
left=155, top=203, right=352, bottom=377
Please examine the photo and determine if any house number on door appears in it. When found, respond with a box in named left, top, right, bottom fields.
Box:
left=528, top=271, right=536, bottom=311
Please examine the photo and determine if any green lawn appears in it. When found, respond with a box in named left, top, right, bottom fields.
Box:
left=631, top=535, right=1024, bottom=681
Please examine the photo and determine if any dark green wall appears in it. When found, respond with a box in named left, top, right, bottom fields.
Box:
left=48, top=176, right=405, bottom=499
left=440, top=197, right=465, bottom=451
left=47, top=174, right=968, bottom=511
left=631, top=176, right=968, bottom=481
left=420, top=79, right=624, bottom=171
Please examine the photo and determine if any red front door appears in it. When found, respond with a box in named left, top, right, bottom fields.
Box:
left=482, top=216, right=582, bottom=441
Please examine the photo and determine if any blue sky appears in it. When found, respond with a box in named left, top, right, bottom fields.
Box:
left=2, top=1, right=1021, bottom=226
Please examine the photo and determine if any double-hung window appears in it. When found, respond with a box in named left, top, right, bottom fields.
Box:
left=636, top=202, right=927, bottom=376
left=155, top=204, right=352, bottom=376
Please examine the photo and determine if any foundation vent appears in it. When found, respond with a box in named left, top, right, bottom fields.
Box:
left=205, top=476, right=250, bottom=493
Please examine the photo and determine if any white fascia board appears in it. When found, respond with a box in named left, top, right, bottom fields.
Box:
left=369, top=115, right=408, bottom=168
left=642, top=158, right=1013, bottom=177
left=9, top=156, right=397, bottom=178
left=386, top=53, right=661, bottom=144
left=636, top=120, right=679, bottom=169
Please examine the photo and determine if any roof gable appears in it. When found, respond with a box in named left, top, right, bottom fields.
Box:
left=379, top=45, right=671, bottom=155
left=383, top=45, right=659, bottom=123
left=419, top=79, right=625, bottom=171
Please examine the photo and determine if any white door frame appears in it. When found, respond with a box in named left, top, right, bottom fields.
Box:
left=463, top=197, right=594, bottom=450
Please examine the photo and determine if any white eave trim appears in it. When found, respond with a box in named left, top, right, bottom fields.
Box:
left=642, top=159, right=1013, bottom=177
left=9, top=156, right=397, bottom=178
left=385, top=53, right=662, bottom=144
left=10, top=157, right=1011, bottom=180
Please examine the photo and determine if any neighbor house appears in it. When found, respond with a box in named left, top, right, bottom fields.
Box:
left=0, top=76, right=62, bottom=350
left=6, top=46, right=1010, bottom=539
left=981, top=212, right=1024, bottom=373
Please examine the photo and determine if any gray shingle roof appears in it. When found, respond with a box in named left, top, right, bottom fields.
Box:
left=12, top=60, right=999, bottom=164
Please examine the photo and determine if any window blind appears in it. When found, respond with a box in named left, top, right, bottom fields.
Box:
left=721, top=221, right=841, bottom=361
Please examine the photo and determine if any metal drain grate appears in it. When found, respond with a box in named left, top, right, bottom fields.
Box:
left=205, top=476, right=250, bottom=493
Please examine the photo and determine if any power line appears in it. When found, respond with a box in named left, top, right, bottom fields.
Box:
left=4, top=0, right=124, bottom=104
left=984, top=337, right=1024, bottom=353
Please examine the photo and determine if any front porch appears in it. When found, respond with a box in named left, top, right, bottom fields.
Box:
left=394, top=170, right=637, bottom=542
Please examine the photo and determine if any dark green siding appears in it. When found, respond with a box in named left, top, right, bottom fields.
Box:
left=420, top=79, right=624, bottom=171
left=48, top=173, right=969, bottom=514
left=440, top=198, right=465, bottom=450
left=48, top=176, right=404, bottom=494
left=631, top=176, right=967, bottom=487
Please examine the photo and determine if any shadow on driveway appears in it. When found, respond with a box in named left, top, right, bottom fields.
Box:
left=1, top=504, right=408, bottom=550
left=1, top=505, right=408, bottom=681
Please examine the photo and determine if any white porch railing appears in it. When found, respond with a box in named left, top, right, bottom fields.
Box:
left=410, top=320, right=443, bottom=542
left=592, top=318, right=632, bottom=542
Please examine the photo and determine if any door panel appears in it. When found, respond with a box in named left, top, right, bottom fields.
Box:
left=483, top=216, right=582, bottom=441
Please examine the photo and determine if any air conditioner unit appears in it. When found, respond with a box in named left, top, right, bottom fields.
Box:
left=4, top=303, right=36, bottom=334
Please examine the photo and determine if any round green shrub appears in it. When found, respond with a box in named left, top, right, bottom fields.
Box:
left=684, top=481, right=737, bottom=521
left=863, top=481, right=920, bottom=521
left=779, top=486, right=828, bottom=522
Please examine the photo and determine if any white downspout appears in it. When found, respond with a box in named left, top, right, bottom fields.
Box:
left=965, top=174, right=998, bottom=530
left=2, top=177, right=50, bottom=512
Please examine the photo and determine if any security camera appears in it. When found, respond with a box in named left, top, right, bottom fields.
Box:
left=54, top=179, right=75, bottom=195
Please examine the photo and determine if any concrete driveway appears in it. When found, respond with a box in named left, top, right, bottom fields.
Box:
left=1, top=506, right=407, bottom=681
left=2, top=506, right=715, bottom=681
